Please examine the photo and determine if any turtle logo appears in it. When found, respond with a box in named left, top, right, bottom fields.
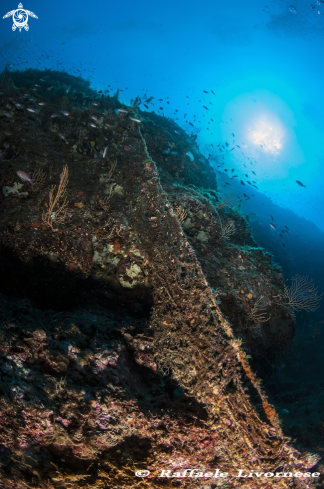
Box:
left=3, top=3, right=38, bottom=32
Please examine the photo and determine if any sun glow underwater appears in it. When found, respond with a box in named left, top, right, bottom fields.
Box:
left=218, top=92, right=306, bottom=180
left=247, top=115, right=285, bottom=155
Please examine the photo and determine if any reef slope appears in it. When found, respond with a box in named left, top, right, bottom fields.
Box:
left=0, top=70, right=318, bottom=488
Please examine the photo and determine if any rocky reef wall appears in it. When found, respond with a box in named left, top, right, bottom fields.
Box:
left=0, top=70, right=319, bottom=488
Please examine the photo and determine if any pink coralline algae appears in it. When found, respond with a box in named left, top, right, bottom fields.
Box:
left=55, top=417, right=70, bottom=428
left=95, top=414, right=113, bottom=430
left=93, top=350, right=120, bottom=370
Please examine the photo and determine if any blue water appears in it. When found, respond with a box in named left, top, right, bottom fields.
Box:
left=1, top=0, right=324, bottom=230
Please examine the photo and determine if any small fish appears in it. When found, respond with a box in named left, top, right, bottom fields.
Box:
left=61, top=110, right=70, bottom=116
left=269, top=223, right=277, bottom=231
left=237, top=145, right=241, bottom=148
left=202, top=106, right=209, bottom=110
left=296, top=180, right=306, bottom=188
left=289, top=5, right=297, bottom=13
left=240, top=180, right=245, bottom=185
left=146, top=96, right=154, bottom=103
left=51, top=113, right=59, bottom=118
left=211, top=90, right=216, bottom=96
left=88, top=123, right=97, bottom=128
left=47, top=86, right=54, bottom=90
left=270, top=215, right=274, bottom=221
left=27, top=108, right=37, bottom=113
left=91, top=115, right=98, bottom=121
left=203, top=90, right=208, bottom=93
left=186, top=151, right=194, bottom=162
left=102, top=145, right=109, bottom=158
left=16, top=170, right=33, bottom=185
left=129, top=117, right=141, bottom=123
left=118, top=108, right=128, bottom=113
left=14, top=103, right=23, bottom=108
left=38, top=102, right=46, bottom=106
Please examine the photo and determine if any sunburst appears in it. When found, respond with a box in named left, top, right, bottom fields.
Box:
left=247, top=117, right=284, bottom=155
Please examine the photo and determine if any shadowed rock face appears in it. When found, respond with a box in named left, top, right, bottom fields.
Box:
left=0, top=70, right=315, bottom=488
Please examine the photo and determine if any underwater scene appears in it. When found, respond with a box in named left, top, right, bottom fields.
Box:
left=0, top=0, right=324, bottom=488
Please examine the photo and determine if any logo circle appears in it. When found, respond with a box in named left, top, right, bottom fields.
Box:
left=13, top=9, right=28, bottom=27
left=135, top=470, right=150, bottom=477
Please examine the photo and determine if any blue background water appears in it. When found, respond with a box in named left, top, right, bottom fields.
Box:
left=1, top=0, right=324, bottom=230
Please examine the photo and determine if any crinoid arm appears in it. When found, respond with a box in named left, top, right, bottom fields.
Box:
left=26, top=10, right=38, bottom=18
left=3, top=10, right=15, bottom=19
